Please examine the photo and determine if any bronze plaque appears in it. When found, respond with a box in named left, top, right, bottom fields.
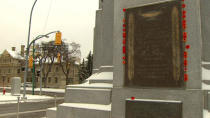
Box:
left=126, top=99, right=182, bottom=118
left=125, top=0, right=184, bottom=87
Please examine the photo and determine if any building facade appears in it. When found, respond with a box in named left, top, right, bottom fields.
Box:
left=0, top=47, right=26, bottom=87
left=36, top=62, right=80, bottom=89
left=0, top=46, right=79, bottom=88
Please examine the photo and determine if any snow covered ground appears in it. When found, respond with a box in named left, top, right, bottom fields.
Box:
left=0, top=93, right=53, bottom=104
left=0, top=87, right=65, bottom=93
left=202, top=67, right=210, bottom=80
left=202, top=67, right=210, bottom=90
left=204, top=110, right=210, bottom=118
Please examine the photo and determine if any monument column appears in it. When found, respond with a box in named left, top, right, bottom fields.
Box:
left=89, top=0, right=114, bottom=84
left=100, top=0, right=114, bottom=67
left=112, top=0, right=203, bottom=118
left=201, top=0, right=210, bottom=69
left=92, top=10, right=103, bottom=74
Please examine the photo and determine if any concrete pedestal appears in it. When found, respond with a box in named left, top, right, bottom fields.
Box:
left=11, top=77, right=21, bottom=95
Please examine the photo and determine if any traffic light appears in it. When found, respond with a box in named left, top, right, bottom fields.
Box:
left=55, top=32, right=62, bottom=45
left=29, top=56, right=33, bottom=68
left=57, top=53, right=61, bottom=62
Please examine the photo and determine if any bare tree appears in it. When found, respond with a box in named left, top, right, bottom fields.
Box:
left=35, top=41, right=57, bottom=87
left=58, top=41, right=81, bottom=85
left=35, top=40, right=81, bottom=86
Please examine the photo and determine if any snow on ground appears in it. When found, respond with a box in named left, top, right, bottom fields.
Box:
left=204, top=110, right=210, bottom=118
left=0, top=87, right=65, bottom=93
left=202, top=67, right=210, bottom=90
left=92, top=72, right=113, bottom=80
left=0, top=93, right=53, bottom=104
left=67, top=83, right=113, bottom=89
left=29, top=87, right=65, bottom=93
left=202, top=67, right=210, bottom=80
left=202, top=83, right=210, bottom=90
left=202, top=61, right=210, bottom=65
left=60, top=103, right=111, bottom=111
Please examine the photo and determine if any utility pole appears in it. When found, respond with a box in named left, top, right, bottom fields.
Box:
left=23, top=31, right=60, bottom=98
left=40, top=62, right=43, bottom=95
left=32, top=42, right=36, bottom=95
left=23, top=0, right=38, bottom=99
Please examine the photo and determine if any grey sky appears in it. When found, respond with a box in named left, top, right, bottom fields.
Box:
left=0, top=0, right=98, bottom=59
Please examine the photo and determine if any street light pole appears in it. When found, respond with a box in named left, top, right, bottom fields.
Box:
left=40, top=62, right=43, bottom=95
left=32, top=42, right=36, bottom=95
left=23, top=31, right=60, bottom=98
left=23, top=0, right=38, bottom=99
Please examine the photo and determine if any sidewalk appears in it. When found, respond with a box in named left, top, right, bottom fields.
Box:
left=0, top=93, right=53, bottom=104
left=0, top=87, right=65, bottom=97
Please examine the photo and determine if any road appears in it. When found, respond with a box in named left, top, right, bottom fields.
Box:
left=0, top=97, right=64, bottom=118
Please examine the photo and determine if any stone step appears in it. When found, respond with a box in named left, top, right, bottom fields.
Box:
left=65, top=87, right=111, bottom=105
left=67, top=83, right=113, bottom=89
left=56, top=103, right=111, bottom=118
left=46, top=107, right=56, bottom=118
left=89, top=72, right=113, bottom=84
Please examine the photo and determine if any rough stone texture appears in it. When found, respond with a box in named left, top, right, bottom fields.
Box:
left=112, top=88, right=203, bottom=118
left=57, top=103, right=111, bottom=118
left=201, top=0, right=210, bottom=62
left=11, top=77, right=21, bottom=95
left=64, top=88, right=111, bottom=105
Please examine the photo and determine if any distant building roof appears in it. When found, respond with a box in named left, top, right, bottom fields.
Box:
left=4, top=50, right=24, bottom=60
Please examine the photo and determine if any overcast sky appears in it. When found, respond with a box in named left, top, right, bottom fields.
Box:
left=0, top=0, right=98, bottom=59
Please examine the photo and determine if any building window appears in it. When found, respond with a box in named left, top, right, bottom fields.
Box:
left=48, top=77, right=51, bottom=83
left=0, top=69, right=1, bottom=73
left=17, top=69, right=20, bottom=74
left=8, top=69, right=10, bottom=73
left=7, top=78, right=10, bottom=83
left=55, top=77, right=58, bottom=83
left=21, top=67, right=25, bottom=71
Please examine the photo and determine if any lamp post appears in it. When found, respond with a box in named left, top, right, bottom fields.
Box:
left=32, top=42, right=35, bottom=95
left=23, top=0, right=38, bottom=99
left=23, top=31, right=60, bottom=99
